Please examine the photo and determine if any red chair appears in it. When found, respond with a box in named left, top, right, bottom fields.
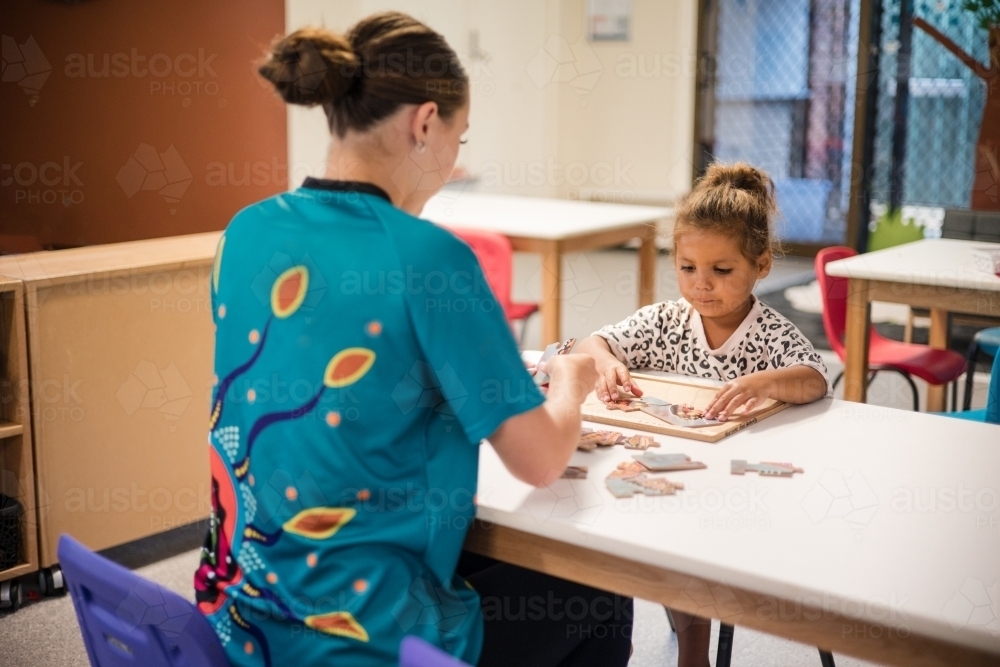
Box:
left=815, top=246, right=966, bottom=411
left=448, top=227, right=539, bottom=344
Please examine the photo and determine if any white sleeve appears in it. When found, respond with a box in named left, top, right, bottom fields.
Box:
left=592, top=301, right=682, bottom=371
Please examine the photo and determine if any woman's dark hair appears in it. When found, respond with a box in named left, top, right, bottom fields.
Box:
left=258, top=12, right=469, bottom=137
left=674, top=161, right=781, bottom=261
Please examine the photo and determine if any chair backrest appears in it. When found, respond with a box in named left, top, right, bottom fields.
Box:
left=446, top=227, right=515, bottom=318
left=987, top=350, right=1000, bottom=425
left=814, top=246, right=858, bottom=359
left=58, top=534, right=228, bottom=667
left=399, top=636, right=472, bottom=667
left=942, top=209, right=1000, bottom=243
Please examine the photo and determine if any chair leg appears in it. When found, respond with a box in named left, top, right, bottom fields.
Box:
left=881, top=370, right=920, bottom=411
left=716, top=623, right=735, bottom=667
left=904, top=373, right=920, bottom=412
left=963, top=337, right=981, bottom=411
left=664, top=606, right=676, bottom=633
left=819, top=649, right=836, bottom=667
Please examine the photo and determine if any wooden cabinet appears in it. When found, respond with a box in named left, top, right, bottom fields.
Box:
left=0, top=233, right=219, bottom=566
left=0, top=279, right=38, bottom=582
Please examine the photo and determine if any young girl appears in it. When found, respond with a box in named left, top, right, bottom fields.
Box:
left=577, top=161, right=829, bottom=667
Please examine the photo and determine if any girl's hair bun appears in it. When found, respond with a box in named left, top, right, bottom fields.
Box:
left=258, top=27, right=361, bottom=107
left=674, top=161, right=780, bottom=261
left=700, top=162, right=773, bottom=201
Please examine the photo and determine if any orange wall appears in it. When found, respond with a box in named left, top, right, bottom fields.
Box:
left=1, top=0, right=287, bottom=248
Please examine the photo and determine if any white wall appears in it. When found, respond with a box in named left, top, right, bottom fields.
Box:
left=285, top=0, right=697, bottom=203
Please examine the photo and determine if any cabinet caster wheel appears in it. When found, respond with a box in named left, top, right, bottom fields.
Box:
left=0, top=580, right=23, bottom=612
left=39, top=565, right=65, bottom=597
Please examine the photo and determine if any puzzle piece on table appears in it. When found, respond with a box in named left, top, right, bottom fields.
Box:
left=577, top=430, right=599, bottom=451
left=605, top=474, right=684, bottom=498
left=624, top=435, right=659, bottom=450
left=633, top=452, right=707, bottom=472
left=561, top=465, right=588, bottom=479
left=608, top=461, right=647, bottom=479
left=594, top=430, right=625, bottom=446
left=633, top=476, right=685, bottom=495
left=731, top=460, right=803, bottom=477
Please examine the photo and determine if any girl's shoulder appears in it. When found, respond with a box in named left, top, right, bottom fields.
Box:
left=634, top=298, right=693, bottom=328
left=753, top=299, right=816, bottom=344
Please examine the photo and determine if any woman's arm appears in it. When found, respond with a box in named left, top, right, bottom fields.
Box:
left=703, top=365, right=827, bottom=421
left=575, top=335, right=644, bottom=401
left=487, top=354, right=598, bottom=487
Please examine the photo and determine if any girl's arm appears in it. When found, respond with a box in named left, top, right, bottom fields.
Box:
left=575, top=335, right=644, bottom=401
left=487, top=353, right=599, bottom=487
left=703, top=365, right=827, bottom=421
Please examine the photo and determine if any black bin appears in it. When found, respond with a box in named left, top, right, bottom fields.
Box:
left=0, top=494, right=23, bottom=570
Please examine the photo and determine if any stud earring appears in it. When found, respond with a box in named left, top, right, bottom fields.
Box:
left=416, top=142, right=426, bottom=153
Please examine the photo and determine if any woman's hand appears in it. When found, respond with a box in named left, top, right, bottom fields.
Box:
left=594, top=357, right=643, bottom=403
left=703, top=374, right=772, bottom=421
left=544, top=354, right=600, bottom=403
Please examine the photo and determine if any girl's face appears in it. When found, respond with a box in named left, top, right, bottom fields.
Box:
left=674, top=228, right=771, bottom=320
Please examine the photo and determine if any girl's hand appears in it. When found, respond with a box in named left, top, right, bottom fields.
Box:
left=594, top=359, right=643, bottom=403
left=704, top=374, right=772, bottom=421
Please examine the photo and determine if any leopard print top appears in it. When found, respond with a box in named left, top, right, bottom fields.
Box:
left=594, top=297, right=830, bottom=392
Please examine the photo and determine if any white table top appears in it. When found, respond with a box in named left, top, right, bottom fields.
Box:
left=825, top=238, right=1000, bottom=292
left=421, top=192, right=670, bottom=241
left=476, top=395, right=1000, bottom=655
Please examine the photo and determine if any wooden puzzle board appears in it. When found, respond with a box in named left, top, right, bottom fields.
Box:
left=581, top=373, right=789, bottom=443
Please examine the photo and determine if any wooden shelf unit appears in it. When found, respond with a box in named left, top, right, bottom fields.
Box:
left=0, top=234, right=218, bottom=566
left=0, top=279, right=39, bottom=582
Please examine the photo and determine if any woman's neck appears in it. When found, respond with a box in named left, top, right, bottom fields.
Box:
left=699, top=296, right=754, bottom=350
left=323, top=138, right=404, bottom=209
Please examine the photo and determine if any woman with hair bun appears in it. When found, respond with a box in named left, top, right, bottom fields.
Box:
left=578, top=161, right=829, bottom=667
left=195, top=11, right=631, bottom=667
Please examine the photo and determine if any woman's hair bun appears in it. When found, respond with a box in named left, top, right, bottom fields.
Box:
left=258, top=27, right=361, bottom=107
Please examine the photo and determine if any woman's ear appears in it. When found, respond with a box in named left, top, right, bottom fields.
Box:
left=409, top=101, right=439, bottom=149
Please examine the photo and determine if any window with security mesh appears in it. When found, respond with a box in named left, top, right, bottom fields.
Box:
left=869, top=0, right=994, bottom=237
left=704, top=0, right=861, bottom=245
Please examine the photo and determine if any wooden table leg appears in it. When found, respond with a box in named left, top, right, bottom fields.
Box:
left=540, top=241, right=561, bottom=345
left=638, top=222, right=658, bottom=307
left=926, top=308, right=949, bottom=412
left=843, top=278, right=872, bottom=403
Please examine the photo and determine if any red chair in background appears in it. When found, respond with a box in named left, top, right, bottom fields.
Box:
left=815, top=246, right=966, bottom=411
left=448, top=227, right=539, bottom=345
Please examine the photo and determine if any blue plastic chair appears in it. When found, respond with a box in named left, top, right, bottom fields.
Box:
left=962, top=327, right=1000, bottom=411
left=58, top=534, right=228, bottom=667
left=399, top=636, right=473, bottom=667
left=949, top=350, right=1000, bottom=424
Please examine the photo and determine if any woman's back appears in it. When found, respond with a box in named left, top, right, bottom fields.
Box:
left=195, top=181, right=534, bottom=665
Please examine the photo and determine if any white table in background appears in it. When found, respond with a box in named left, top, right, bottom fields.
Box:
left=825, top=238, right=1000, bottom=411
left=468, top=394, right=1000, bottom=667
left=421, top=192, right=670, bottom=344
